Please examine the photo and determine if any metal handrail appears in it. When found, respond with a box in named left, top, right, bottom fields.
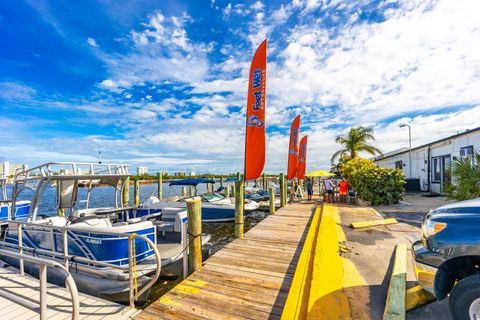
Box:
left=14, top=162, right=130, bottom=180
left=4, top=220, right=162, bottom=308
left=0, top=248, right=80, bottom=320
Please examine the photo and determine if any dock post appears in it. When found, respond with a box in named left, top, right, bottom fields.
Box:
left=235, top=180, right=244, bottom=239
left=219, top=177, right=223, bottom=188
left=280, top=173, right=286, bottom=207
left=236, top=172, right=241, bottom=181
left=134, top=179, right=140, bottom=206
left=254, top=179, right=258, bottom=188
left=225, top=186, right=230, bottom=198
left=182, top=186, right=187, bottom=197
left=189, top=185, right=194, bottom=196
left=269, top=187, right=276, bottom=215
left=186, top=197, right=203, bottom=274
left=231, top=185, right=236, bottom=198
left=263, top=173, right=267, bottom=190
left=212, top=177, right=215, bottom=193
left=123, top=176, right=130, bottom=206
left=235, top=180, right=245, bottom=239
left=157, top=172, right=162, bottom=200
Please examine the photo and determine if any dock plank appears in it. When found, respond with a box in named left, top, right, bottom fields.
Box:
left=0, top=267, right=137, bottom=320
left=137, top=200, right=316, bottom=320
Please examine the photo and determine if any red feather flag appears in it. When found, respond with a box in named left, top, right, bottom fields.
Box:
left=287, top=115, right=301, bottom=180
left=297, top=136, right=308, bottom=179
left=244, top=39, right=267, bottom=181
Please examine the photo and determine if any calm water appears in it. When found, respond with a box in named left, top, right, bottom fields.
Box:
left=5, top=181, right=235, bottom=216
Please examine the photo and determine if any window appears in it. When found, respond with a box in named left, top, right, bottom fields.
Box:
left=460, top=146, right=474, bottom=164
left=460, top=146, right=473, bottom=157
left=395, top=161, right=403, bottom=170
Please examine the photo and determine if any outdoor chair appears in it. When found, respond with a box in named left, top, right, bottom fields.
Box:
left=346, top=190, right=358, bottom=205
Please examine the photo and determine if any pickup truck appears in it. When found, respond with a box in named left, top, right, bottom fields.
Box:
left=413, top=198, right=480, bottom=320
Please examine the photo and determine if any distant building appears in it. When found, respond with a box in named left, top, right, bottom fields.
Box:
left=0, top=162, right=28, bottom=177
left=373, top=127, right=480, bottom=193
left=190, top=171, right=196, bottom=176
left=174, top=171, right=186, bottom=177
left=137, top=166, right=149, bottom=175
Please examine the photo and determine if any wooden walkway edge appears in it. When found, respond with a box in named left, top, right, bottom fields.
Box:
left=136, top=200, right=317, bottom=320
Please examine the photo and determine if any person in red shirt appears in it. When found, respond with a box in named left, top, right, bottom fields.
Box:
left=339, top=178, right=349, bottom=203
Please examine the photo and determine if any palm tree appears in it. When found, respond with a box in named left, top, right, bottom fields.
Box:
left=331, top=126, right=382, bottom=164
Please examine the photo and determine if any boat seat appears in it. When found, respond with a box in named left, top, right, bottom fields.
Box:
left=127, top=218, right=142, bottom=224
left=112, top=222, right=128, bottom=226
left=154, top=221, right=175, bottom=232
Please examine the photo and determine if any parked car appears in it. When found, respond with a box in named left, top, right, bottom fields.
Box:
left=413, top=198, right=480, bottom=320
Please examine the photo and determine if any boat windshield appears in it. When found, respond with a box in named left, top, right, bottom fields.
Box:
left=200, top=193, right=225, bottom=202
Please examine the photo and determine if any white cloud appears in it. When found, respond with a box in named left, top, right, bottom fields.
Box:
left=0, top=82, right=36, bottom=100
left=223, top=3, right=232, bottom=18
left=251, top=1, right=264, bottom=11
left=98, top=10, right=210, bottom=92
left=87, top=37, right=98, bottom=47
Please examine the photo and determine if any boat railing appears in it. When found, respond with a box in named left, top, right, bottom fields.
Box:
left=2, top=220, right=161, bottom=308
left=0, top=248, right=80, bottom=320
left=14, top=162, right=130, bottom=182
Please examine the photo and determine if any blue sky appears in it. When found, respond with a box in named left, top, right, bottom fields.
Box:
left=1, top=0, right=479, bottom=174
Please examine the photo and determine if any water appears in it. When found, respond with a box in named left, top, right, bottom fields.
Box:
left=4, top=181, right=236, bottom=216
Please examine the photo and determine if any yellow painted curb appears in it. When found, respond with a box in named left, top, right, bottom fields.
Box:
left=406, top=285, right=435, bottom=311
left=282, top=204, right=367, bottom=319
left=383, top=244, right=407, bottom=320
left=308, top=205, right=367, bottom=319
left=281, top=206, right=323, bottom=320
left=351, top=218, right=398, bottom=229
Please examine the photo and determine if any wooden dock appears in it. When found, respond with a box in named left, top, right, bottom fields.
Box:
left=137, top=200, right=317, bottom=320
left=0, top=266, right=138, bottom=320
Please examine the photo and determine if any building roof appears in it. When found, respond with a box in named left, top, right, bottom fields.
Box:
left=373, top=126, right=480, bottom=162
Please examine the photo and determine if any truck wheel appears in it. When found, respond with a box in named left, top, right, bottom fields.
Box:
left=449, top=273, right=480, bottom=320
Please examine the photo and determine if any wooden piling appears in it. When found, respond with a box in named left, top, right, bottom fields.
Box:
left=185, top=197, right=202, bottom=274
left=254, top=179, right=258, bottom=188
left=219, top=177, right=223, bottom=188
left=182, top=186, right=187, bottom=197
left=269, top=187, right=276, bottom=215
left=189, top=185, right=194, bottom=196
left=263, top=173, right=267, bottom=190
left=157, top=172, right=162, bottom=200
left=123, top=177, right=130, bottom=207
left=212, top=177, right=215, bottom=193
left=280, top=173, right=286, bottom=207
left=225, top=186, right=230, bottom=198
left=236, top=172, right=241, bottom=181
left=231, top=185, right=236, bottom=198
left=235, top=180, right=244, bottom=239
left=134, top=179, right=140, bottom=206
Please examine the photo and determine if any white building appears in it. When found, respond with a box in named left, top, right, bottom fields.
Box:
left=373, top=127, right=480, bottom=193
left=190, top=172, right=196, bottom=177
left=0, top=162, right=28, bottom=177
left=137, top=166, right=149, bottom=175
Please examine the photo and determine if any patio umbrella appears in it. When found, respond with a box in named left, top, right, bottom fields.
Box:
left=305, top=170, right=335, bottom=177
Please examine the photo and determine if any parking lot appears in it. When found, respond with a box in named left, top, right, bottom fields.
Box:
left=334, top=193, right=456, bottom=319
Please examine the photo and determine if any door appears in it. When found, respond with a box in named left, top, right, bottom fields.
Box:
left=431, top=155, right=451, bottom=193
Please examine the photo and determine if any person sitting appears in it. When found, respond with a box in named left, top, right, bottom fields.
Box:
left=339, top=178, right=349, bottom=203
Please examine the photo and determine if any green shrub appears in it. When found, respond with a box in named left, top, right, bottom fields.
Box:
left=444, top=153, right=480, bottom=201
left=342, top=158, right=405, bottom=205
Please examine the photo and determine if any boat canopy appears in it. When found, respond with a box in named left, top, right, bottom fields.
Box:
left=169, top=179, right=215, bottom=186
